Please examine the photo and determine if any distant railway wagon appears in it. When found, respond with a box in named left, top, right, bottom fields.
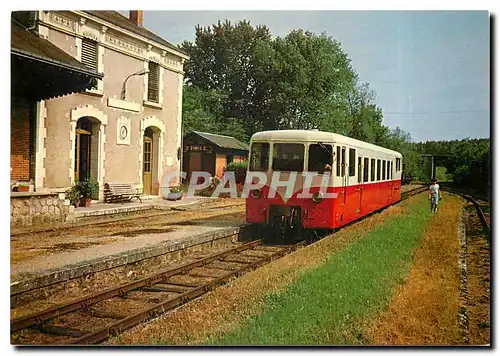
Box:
left=245, top=130, right=403, bottom=240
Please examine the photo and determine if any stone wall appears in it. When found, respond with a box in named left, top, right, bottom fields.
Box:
left=10, top=193, right=75, bottom=228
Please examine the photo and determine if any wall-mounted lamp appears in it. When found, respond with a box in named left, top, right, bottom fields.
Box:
left=121, top=69, right=149, bottom=100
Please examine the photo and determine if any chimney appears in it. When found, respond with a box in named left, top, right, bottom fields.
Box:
left=129, top=11, right=143, bottom=27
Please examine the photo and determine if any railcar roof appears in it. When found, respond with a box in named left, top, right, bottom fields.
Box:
left=251, top=130, right=402, bottom=157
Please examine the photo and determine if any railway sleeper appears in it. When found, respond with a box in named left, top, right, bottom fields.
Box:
left=35, top=324, right=91, bottom=338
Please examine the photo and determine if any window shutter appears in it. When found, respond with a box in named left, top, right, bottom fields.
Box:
left=81, top=38, right=98, bottom=71
left=148, top=62, right=160, bottom=103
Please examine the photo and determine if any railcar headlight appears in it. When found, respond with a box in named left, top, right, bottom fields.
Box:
left=250, top=188, right=262, bottom=199
left=312, top=191, right=324, bottom=203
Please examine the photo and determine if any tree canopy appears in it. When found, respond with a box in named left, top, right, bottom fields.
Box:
left=180, top=19, right=490, bottom=184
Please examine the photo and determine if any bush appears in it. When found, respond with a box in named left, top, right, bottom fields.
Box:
left=226, top=161, right=248, bottom=172
left=76, top=178, right=99, bottom=199
left=226, top=161, right=248, bottom=185
left=65, top=185, right=82, bottom=206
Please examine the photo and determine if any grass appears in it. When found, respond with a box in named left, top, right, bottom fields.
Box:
left=366, top=193, right=463, bottom=345
left=108, top=200, right=410, bottom=345
left=209, top=195, right=433, bottom=345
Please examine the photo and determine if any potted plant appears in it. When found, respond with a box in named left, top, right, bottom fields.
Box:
left=65, top=185, right=82, bottom=207
left=166, top=186, right=183, bottom=201
left=76, top=178, right=99, bottom=207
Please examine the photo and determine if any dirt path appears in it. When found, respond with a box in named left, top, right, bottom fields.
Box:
left=365, top=193, right=465, bottom=345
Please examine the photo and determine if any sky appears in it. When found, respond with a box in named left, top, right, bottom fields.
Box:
left=128, top=10, right=490, bottom=143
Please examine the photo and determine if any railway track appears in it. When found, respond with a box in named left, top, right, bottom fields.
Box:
left=11, top=186, right=428, bottom=345
left=442, top=188, right=490, bottom=233
left=11, top=239, right=305, bottom=345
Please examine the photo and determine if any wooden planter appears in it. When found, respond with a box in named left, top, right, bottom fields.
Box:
left=15, top=186, right=30, bottom=192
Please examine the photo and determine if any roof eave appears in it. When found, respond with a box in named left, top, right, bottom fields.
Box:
left=11, top=48, right=104, bottom=79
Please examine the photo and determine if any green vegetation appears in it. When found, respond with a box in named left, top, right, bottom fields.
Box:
left=208, top=195, right=433, bottom=345
left=435, top=166, right=452, bottom=182
left=225, top=161, right=248, bottom=172
left=180, top=20, right=489, bottom=185
left=414, top=138, right=490, bottom=189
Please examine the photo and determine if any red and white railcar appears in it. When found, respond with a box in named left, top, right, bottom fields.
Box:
left=245, top=130, right=403, bottom=237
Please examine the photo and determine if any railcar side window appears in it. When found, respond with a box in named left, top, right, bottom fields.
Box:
left=382, top=160, right=386, bottom=180
left=358, top=157, right=362, bottom=183
left=396, top=158, right=401, bottom=171
left=336, top=146, right=341, bottom=177
left=363, top=158, right=369, bottom=182
left=308, top=144, right=333, bottom=173
left=272, top=143, right=304, bottom=172
left=390, top=161, right=393, bottom=179
left=387, top=161, right=390, bottom=180
left=370, top=158, right=375, bottom=181
left=349, top=148, right=356, bottom=176
left=376, top=159, right=381, bottom=181
left=341, top=147, right=346, bottom=177
left=249, top=142, right=270, bottom=171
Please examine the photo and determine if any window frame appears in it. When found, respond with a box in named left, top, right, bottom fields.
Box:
left=147, top=61, right=160, bottom=103
left=249, top=142, right=270, bottom=172
left=272, top=143, right=305, bottom=172
left=370, top=158, right=376, bottom=182
left=363, top=157, right=369, bottom=183
left=349, top=148, right=356, bottom=177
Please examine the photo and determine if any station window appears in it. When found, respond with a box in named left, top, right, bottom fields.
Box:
left=358, top=157, right=362, bottom=183
left=376, top=159, right=381, bottom=181
left=349, top=148, right=356, bottom=176
left=370, top=158, right=375, bottom=181
left=272, top=143, right=304, bottom=172
left=308, top=143, right=333, bottom=173
left=382, top=160, right=386, bottom=180
left=249, top=142, right=269, bottom=171
left=363, top=157, right=369, bottom=183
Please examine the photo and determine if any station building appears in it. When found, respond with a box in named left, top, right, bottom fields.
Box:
left=11, top=10, right=189, bottom=200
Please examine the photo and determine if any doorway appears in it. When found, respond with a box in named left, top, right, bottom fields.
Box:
left=74, top=118, right=94, bottom=182
left=143, top=126, right=160, bottom=195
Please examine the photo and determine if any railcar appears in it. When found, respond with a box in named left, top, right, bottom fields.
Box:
left=245, top=130, right=403, bottom=241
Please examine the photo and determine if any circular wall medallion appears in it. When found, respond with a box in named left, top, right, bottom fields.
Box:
left=120, top=125, right=128, bottom=139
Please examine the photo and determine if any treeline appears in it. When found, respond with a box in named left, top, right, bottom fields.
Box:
left=413, top=138, right=490, bottom=187
left=179, top=20, right=487, bottom=182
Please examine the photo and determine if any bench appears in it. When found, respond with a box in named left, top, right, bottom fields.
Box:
left=104, top=183, right=143, bottom=203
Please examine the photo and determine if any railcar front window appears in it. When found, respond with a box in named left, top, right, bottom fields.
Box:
left=272, top=143, right=304, bottom=172
left=308, top=144, right=333, bottom=173
left=249, top=142, right=270, bottom=171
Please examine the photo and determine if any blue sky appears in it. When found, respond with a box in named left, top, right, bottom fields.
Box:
left=132, top=10, right=490, bottom=142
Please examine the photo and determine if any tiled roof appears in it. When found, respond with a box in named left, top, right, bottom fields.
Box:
left=189, top=131, right=249, bottom=151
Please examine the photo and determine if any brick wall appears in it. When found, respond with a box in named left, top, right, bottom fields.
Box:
left=11, top=105, right=31, bottom=181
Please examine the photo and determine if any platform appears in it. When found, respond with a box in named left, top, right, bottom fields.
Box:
left=11, top=222, right=249, bottom=296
